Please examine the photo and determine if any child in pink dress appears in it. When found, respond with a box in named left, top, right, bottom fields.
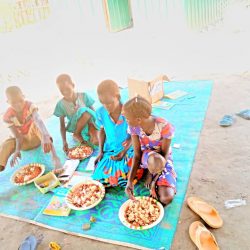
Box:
left=123, top=96, right=176, bottom=206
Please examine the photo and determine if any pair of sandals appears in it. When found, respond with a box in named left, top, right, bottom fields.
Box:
left=187, top=197, right=223, bottom=250
left=219, top=109, right=250, bottom=127
left=18, top=234, right=61, bottom=250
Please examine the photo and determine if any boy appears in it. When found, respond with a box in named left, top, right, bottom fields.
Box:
left=0, top=86, right=61, bottom=172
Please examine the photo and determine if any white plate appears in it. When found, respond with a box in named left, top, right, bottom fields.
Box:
left=67, top=145, right=93, bottom=160
left=119, top=196, right=164, bottom=230
left=65, top=180, right=105, bottom=210
left=11, top=163, right=45, bottom=186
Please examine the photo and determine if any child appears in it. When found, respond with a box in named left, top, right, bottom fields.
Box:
left=54, top=74, right=98, bottom=152
left=92, top=80, right=143, bottom=187
left=0, top=86, right=61, bottom=172
left=123, top=96, right=177, bottom=206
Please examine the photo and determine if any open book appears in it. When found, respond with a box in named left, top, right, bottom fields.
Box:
left=58, top=159, right=80, bottom=182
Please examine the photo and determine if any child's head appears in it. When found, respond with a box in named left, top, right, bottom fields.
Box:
left=123, top=96, right=152, bottom=126
left=147, top=152, right=165, bottom=175
left=6, top=86, right=25, bottom=112
left=97, top=80, right=121, bottom=113
left=56, top=74, right=75, bottom=100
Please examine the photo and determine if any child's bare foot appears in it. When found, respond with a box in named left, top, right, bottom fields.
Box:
left=145, top=170, right=153, bottom=189
left=73, top=132, right=84, bottom=143
left=0, top=165, right=5, bottom=172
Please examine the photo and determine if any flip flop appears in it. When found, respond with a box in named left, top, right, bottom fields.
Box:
left=236, top=109, right=250, bottom=120
left=187, top=197, right=223, bottom=228
left=219, top=115, right=234, bottom=127
left=189, top=221, right=220, bottom=250
left=18, top=234, right=43, bottom=250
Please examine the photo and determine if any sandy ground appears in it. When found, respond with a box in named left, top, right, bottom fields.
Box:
left=0, top=1, right=250, bottom=249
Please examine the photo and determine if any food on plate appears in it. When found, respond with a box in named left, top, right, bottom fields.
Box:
left=14, top=164, right=43, bottom=184
left=124, top=197, right=161, bottom=227
left=67, top=145, right=93, bottom=159
left=67, top=183, right=103, bottom=208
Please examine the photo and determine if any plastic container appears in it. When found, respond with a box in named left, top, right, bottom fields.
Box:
left=34, top=172, right=60, bottom=194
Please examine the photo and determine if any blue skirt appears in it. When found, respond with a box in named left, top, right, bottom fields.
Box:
left=92, top=148, right=133, bottom=187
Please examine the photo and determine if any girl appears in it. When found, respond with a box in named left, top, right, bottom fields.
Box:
left=123, top=96, right=177, bottom=206
left=92, top=80, right=143, bottom=187
left=54, top=74, right=98, bottom=152
left=0, top=86, right=61, bottom=171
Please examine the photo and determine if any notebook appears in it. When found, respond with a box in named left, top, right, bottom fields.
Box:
left=164, top=90, right=188, bottom=100
left=152, top=101, right=175, bottom=110
left=43, top=195, right=71, bottom=216
left=58, top=159, right=80, bottom=182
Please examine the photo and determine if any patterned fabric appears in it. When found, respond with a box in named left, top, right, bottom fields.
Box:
left=53, top=92, right=97, bottom=138
left=3, top=101, right=38, bottom=135
left=128, top=116, right=177, bottom=190
left=92, top=106, right=136, bottom=187
left=141, top=150, right=177, bottom=191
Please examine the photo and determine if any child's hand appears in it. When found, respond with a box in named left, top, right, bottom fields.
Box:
left=41, top=134, right=53, bottom=153
left=125, top=181, right=136, bottom=200
left=122, top=139, right=130, bottom=148
left=150, top=181, right=158, bottom=199
left=94, top=152, right=104, bottom=166
left=110, top=151, right=125, bottom=161
left=63, top=141, right=69, bottom=153
left=52, top=156, right=62, bottom=170
left=11, top=151, right=21, bottom=167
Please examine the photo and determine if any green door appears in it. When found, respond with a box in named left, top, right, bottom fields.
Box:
left=103, top=0, right=133, bottom=32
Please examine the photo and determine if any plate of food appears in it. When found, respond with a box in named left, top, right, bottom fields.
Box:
left=67, top=145, right=93, bottom=160
left=119, top=196, right=164, bottom=230
left=65, top=180, right=105, bottom=210
left=11, top=163, right=45, bottom=186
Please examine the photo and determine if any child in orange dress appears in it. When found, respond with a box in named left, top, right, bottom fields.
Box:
left=0, top=86, right=61, bottom=172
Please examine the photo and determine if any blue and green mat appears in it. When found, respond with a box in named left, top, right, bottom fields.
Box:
left=0, top=80, right=212, bottom=250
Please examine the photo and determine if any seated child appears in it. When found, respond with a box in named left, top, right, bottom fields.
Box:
left=0, top=86, right=61, bottom=172
left=92, top=80, right=143, bottom=187
left=53, top=74, right=98, bottom=152
left=123, top=96, right=177, bottom=206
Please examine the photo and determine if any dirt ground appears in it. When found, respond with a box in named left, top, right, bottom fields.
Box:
left=0, top=72, right=249, bottom=250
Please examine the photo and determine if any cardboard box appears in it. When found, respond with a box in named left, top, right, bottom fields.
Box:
left=128, top=75, right=169, bottom=103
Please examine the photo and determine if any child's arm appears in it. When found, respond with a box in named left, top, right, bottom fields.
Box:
left=32, top=111, right=52, bottom=152
left=125, top=135, right=142, bottom=199
left=32, top=111, right=62, bottom=169
left=111, top=136, right=132, bottom=161
left=161, top=138, right=172, bottom=160
left=94, top=128, right=106, bottom=165
left=9, top=126, right=23, bottom=167
left=59, top=116, right=68, bottom=152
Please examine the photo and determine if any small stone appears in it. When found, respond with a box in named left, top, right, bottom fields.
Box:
left=82, top=223, right=91, bottom=230
left=90, top=216, right=96, bottom=223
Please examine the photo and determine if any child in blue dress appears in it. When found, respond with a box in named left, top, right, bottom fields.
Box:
left=92, top=80, right=143, bottom=187
left=54, top=74, right=98, bottom=152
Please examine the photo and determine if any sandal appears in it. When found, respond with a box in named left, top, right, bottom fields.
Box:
left=219, top=115, right=234, bottom=127
left=187, top=197, right=223, bottom=228
left=236, top=109, right=250, bottom=120
left=189, top=221, right=220, bottom=250
left=18, top=234, right=43, bottom=250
